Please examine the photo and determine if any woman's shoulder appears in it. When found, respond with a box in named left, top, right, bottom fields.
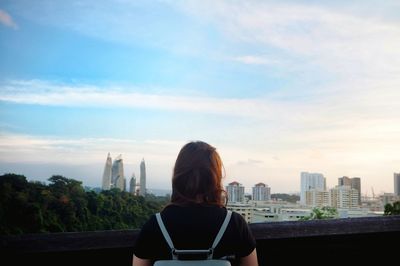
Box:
left=230, top=210, right=247, bottom=223
left=226, top=210, right=257, bottom=255
left=160, top=204, right=228, bottom=226
left=138, top=213, right=159, bottom=233
left=227, top=210, right=253, bottom=234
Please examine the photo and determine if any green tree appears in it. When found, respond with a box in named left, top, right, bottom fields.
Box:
left=271, top=193, right=300, bottom=203
left=384, top=201, right=400, bottom=215
left=301, top=206, right=338, bottom=220
left=0, top=173, right=168, bottom=235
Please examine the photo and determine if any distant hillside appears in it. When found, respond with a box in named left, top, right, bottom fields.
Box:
left=271, top=193, right=300, bottom=203
left=147, top=188, right=171, bottom=197
left=0, top=173, right=169, bottom=235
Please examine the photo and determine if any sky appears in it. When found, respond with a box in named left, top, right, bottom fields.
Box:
left=0, top=0, right=399, bottom=195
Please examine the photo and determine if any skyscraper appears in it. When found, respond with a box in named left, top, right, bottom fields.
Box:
left=338, top=176, right=351, bottom=186
left=226, top=181, right=245, bottom=203
left=252, top=183, right=271, bottom=201
left=111, top=154, right=125, bottom=191
left=139, top=158, right=146, bottom=196
left=338, top=176, right=361, bottom=205
left=129, top=174, right=137, bottom=195
left=351, top=177, right=361, bottom=205
left=300, top=172, right=326, bottom=205
left=102, top=153, right=126, bottom=191
left=395, top=173, right=400, bottom=196
left=306, top=189, right=329, bottom=207
left=329, top=186, right=359, bottom=209
left=101, top=153, right=112, bottom=190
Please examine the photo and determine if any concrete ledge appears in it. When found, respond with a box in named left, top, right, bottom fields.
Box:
left=1, top=215, right=399, bottom=265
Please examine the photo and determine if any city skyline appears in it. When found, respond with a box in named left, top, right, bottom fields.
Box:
left=0, top=1, right=399, bottom=194
left=0, top=159, right=396, bottom=196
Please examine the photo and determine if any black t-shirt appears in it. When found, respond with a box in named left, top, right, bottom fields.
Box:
left=133, top=204, right=256, bottom=264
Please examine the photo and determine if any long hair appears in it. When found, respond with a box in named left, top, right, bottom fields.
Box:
left=171, top=141, right=226, bottom=207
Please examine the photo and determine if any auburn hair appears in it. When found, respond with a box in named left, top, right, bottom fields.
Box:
left=171, top=141, right=226, bottom=207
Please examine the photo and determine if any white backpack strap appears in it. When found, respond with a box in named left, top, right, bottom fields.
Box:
left=208, top=210, right=232, bottom=259
left=155, top=213, right=178, bottom=260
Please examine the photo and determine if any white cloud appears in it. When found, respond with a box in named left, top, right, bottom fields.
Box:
left=1, top=78, right=399, bottom=151
left=2, top=1, right=400, bottom=194
left=0, top=132, right=183, bottom=189
left=5, top=78, right=398, bottom=145
left=8, top=1, right=400, bottom=79
left=3, top=133, right=197, bottom=162
left=0, top=132, right=183, bottom=164
left=6, top=0, right=212, bottom=56
left=0, top=9, right=18, bottom=29
left=174, top=1, right=400, bottom=81
left=0, top=79, right=300, bottom=121
left=1, top=120, right=399, bottom=194
left=232, top=55, right=281, bottom=66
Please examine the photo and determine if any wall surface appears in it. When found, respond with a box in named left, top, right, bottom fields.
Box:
left=1, top=215, right=399, bottom=266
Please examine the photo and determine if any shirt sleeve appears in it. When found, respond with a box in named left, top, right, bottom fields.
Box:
left=133, top=214, right=170, bottom=260
left=231, top=212, right=257, bottom=257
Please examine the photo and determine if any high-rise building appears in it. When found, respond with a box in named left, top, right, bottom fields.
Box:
left=139, top=158, right=146, bottom=196
left=338, top=176, right=351, bottom=186
left=306, top=189, right=329, bottom=207
left=300, top=172, right=326, bottom=205
left=351, top=177, right=361, bottom=205
left=101, top=153, right=112, bottom=190
left=226, top=181, right=245, bottom=203
left=395, top=173, right=400, bottom=196
left=129, top=174, right=137, bottom=195
left=329, top=186, right=359, bottom=209
left=111, top=154, right=125, bottom=191
left=252, top=183, right=271, bottom=201
left=102, top=153, right=126, bottom=191
left=338, top=176, right=361, bottom=205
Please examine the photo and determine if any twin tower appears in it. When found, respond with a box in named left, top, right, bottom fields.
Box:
left=101, top=153, right=146, bottom=196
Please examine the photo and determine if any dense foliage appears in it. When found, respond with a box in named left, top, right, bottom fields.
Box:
left=384, top=201, right=400, bottom=215
left=271, top=193, right=300, bottom=203
left=0, top=173, right=169, bottom=235
left=300, top=206, right=338, bottom=220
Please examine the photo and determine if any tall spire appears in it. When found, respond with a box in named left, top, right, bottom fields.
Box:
left=101, top=153, right=112, bottom=190
left=129, top=173, right=137, bottom=195
left=139, top=158, right=146, bottom=196
left=112, top=154, right=125, bottom=191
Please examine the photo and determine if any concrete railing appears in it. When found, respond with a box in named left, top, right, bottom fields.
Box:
left=1, top=215, right=399, bottom=265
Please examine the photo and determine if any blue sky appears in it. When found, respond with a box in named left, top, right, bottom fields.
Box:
left=1, top=0, right=399, bottom=194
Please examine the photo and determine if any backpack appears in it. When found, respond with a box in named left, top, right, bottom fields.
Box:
left=154, top=210, right=233, bottom=266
